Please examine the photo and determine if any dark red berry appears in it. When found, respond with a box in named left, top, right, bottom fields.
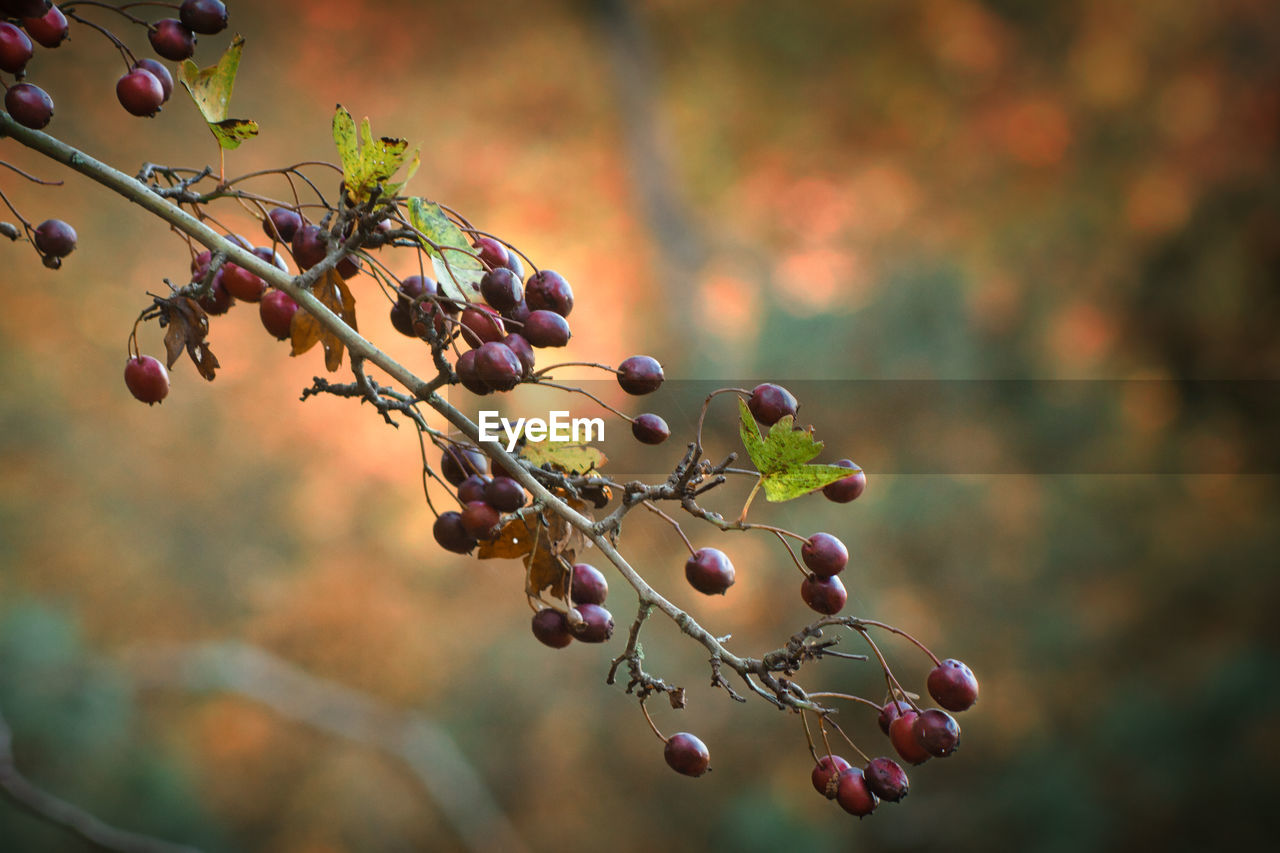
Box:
left=531, top=608, right=572, bottom=649
left=800, top=573, right=847, bottom=615
left=823, top=459, right=866, bottom=503
left=432, top=511, right=476, bottom=554
left=835, top=768, right=879, bottom=817
left=460, top=306, right=505, bottom=348
left=480, top=267, right=522, bottom=312
left=454, top=349, right=492, bottom=395
left=389, top=301, right=415, bottom=336
left=748, top=383, right=798, bottom=425
left=863, top=757, right=909, bottom=802
left=501, top=333, right=535, bottom=378
left=889, top=711, right=931, bottom=765
left=913, top=709, right=960, bottom=757
left=33, top=219, right=75, bottom=257
left=0, top=1, right=52, bottom=18
left=336, top=254, right=361, bottom=279
left=927, top=659, right=979, bottom=712
left=456, top=474, right=490, bottom=505
left=148, top=19, right=195, bottom=61
left=474, top=341, right=522, bottom=391
left=441, top=445, right=487, bottom=485
left=877, top=699, right=913, bottom=736
left=116, top=68, right=165, bottom=117
left=22, top=5, right=68, bottom=49
left=5, top=82, right=54, bottom=129
left=631, top=413, right=670, bottom=445
left=263, top=208, right=302, bottom=243
left=801, top=532, right=848, bottom=578
left=684, top=548, right=735, bottom=595
left=664, top=733, right=710, bottom=777
left=0, top=22, right=33, bottom=74
left=811, top=755, right=851, bottom=799
left=250, top=245, right=289, bottom=273
left=502, top=246, right=525, bottom=278
left=461, top=500, right=502, bottom=539
left=483, top=477, right=525, bottom=512
left=570, top=563, right=608, bottom=606
left=617, top=355, right=663, bottom=395
left=472, top=235, right=507, bottom=269
left=133, top=59, right=173, bottom=102
left=569, top=603, right=613, bottom=643
left=197, top=269, right=233, bottom=315
left=398, top=274, right=436, bottom=303
left=191, top=250, right=213, bottom=275
left=291, top=224, right=327, bottom=271
left=521, top=309, right=571, bottom=348
left=525, top=269, right=573, bottom=317
left=501, top=299, right=530, bottom=325
left=259, top=290, right=298, bottom=340
left=220, top=263, right=266, bottom=302
left=124, top=355, right=169, bottom=405
left=178, top=0, right=227, bottom=35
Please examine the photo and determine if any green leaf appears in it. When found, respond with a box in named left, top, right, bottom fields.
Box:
left=180, top=34, right=258, bottom=150
left=406, top=197, right=484, bottom=304
left=737, top=398, right=855, bottom=502
left=332, top=105, right=420, bottom=203
left=522, top=441, right=607, bottom=474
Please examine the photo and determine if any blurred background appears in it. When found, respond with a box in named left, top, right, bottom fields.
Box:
left=2, top=0, right=1278, bottom=850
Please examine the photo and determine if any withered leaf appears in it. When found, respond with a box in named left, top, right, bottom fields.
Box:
left=477, top=514, right=538, bottom=560
left=159, top=295, right=219, bottom=381
left=290, top=269, right=358, bottom=372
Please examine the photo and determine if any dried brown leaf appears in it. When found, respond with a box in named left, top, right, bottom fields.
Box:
left=159, top=296, right=219, bottom=381
left=290, top=270, right=358, bottom=372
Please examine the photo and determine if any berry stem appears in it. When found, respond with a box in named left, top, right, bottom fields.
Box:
left=855, top=619, right=943, bottom=666
left=806, top=692, right=883, bottom=713
left=772, top=531, right=811, bottom=578
left=534, top=380, right=634, bottom=421
left=853, top=627, right=919, bottom=712
left=530, top=361, right=619, bottom=379
left=822, top=716, right=871, bottom=765
left=641, top=500, right=696, bottom=556
left=63, top=10, right=140, bottom=70
left=692, top=387, right=753, bottom=455
left=0, top=162, right=63, bottom=186
left=639, top=701, right=666, bottom=743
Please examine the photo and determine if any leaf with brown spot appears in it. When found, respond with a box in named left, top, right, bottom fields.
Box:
left=291, top=269, right=357, bottom=372
left=477, top=514, right=538, bottom=560
left=159, top=295, right=219, bottom=381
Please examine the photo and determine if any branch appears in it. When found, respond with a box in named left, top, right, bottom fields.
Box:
left=122, top=642, right=529, bottom=853
left=0, top=709, right=200, bottom=853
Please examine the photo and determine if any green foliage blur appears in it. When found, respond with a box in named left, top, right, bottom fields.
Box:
left=2, top=0, right=1277, bottom=850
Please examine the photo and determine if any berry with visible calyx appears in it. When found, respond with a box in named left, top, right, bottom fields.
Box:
left=811, top=755, right=851, bottom=799
left=927, top=659, right=979, bottom=712
left=475, top=341, right=522, bottom=391
left=454, top=349, right=492, bottom=395
left=116, top=68, right=165, bottom=117
left=179, top=0, right=227, bottom=35
left=631, top=413, right=670, bottom=445
left=685, top=548, right=735, bottom=595
left=441, top=445, right=487, bottom=485
left=460, top=306, right=504, bottom=348
left=801, top=532, right=848, bottom=578
left=461, top=500, right=501, bottom=540
left=456, top=474, right=490, bottom=505
left=664, top=733, right=710, bottom=777
left=864, top=758, right=909, bottom=802
left=525, top=269, right=573, bottom=317
left=878, top=699, right=913, bottom=736
left=801, top=573, right=846, bottom=615
left=835, top=769, right=878, bottom=817
left=33, top=219, right=75, bottom=258
left=197, top=269, right=233, bottom=315
left=521, top=309, right=571, bottom=348
left=263, top=208, right=302, bottom=243
left=531, top=608, right=572, bottom=649
left=432, top=511, right=476, bottom=554
left=889, top=711, right=931, bottom=765
left=472, top=235, right=507, bottom=269
left=913, top=709, right=960, bottom=757
left=570, top=563, right=608, bottom=605
left=4, top=82, right=53, bottom=129
left=617, top=356, right=663, bottom=394
left=220, top=263, right=265, bottom=302
left=483, top=477, right=525, bottom=512
left=132, top=59, right=173, bottom=102
left=501, top=333, right=535, bottom=377
left=124, top=355, right=169, bottom=405
left=748, top=383, right=798, bottom=425
left=0, top=22, right=33, bottom=73
left=259, top=290, right=298, bottom=340
left=291, top=224, right=326, bottom=271
left=148, top=19, right=195, bottom=61
left=823, top=459, right=866, bottom=503
left=22, top=5, right=67, bottom=49
left=569, top=603, right=613, bottom=643
left=480, top=267, right=522, bottom=312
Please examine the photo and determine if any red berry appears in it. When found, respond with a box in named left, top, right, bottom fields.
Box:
left=877, top=699, right=912, bottom=736
left=472, top=235, right=507, bottom=269
left=1, top=2, right=53, bottom=18
left=5, top=82, right=53, bottom=129
left=291, top=224, right=327, bottom=271
left=524, top=269, right=573, bottom=317
left=811, top=755, right=851, bottom=798
left=801, top=532, right=848, bottom=578
left=0, top=22, right=33, bottom=74
left=459, top=306, right=505, bottom=347
left=823, top=459, right=866, bottom=503
left=889, top=711, right=931, bottom=766
left=570, top=563, right=608, bottom=605
left=835, top=768, right=878, bottom=817
left=263, top=208, right=302, bottom=243
left=440, top=445, right=487, bottom=485
left=460, top=500, right=501, bottom=540
left=454, top=349, right=492, bottom=395
left=33, top=219, right=75, bottom=257
left=684, top=548, right=735, bottom=595
left=863, top=757, right=909, bottom=802
left=474, top=341, right=522, bottom=391
left=531, top=608, right=572, bottom=649
left=179, top=0, right=227, bottom=35
left=617, top=355, right=663, bottom=394
left=748, top=383, right=798, bottom=425
left=432, top=511, right=476, bottom=554
left=124, top=355, right=169, bottom=405
left=220, top=263, right=266, bottom=302
left=664, top=733, right=710, bottom=777
left=631, top=413, right=670, bottom=445
left=501, top=333, right=535, bottom=377
left=133, top=59, right=173, bottom=102
left=569, top=603, right=613, bottom=643
left=116, top=69, right=165, bottom=117
left=197, top=269, right=233, bottom=315
left=480, top=267, right=522, bottom=312
left=456, top=474, right=490, bottom=505
left=336, top=254, right=361, bottom=279
left=259, top=290, right=298, bottom=340
left=483, top=477, right=526, bottom=512
left=913, top=708, right=960, bottom=757
left=927, top=659, right=979, bottom=712
left=148, top=19, right=195, bottom=61
left=22, top=5, right=68, bottom=49
left=521, top=310, right=571, bottom=348
left=800, top=573, right=847, bottom=614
